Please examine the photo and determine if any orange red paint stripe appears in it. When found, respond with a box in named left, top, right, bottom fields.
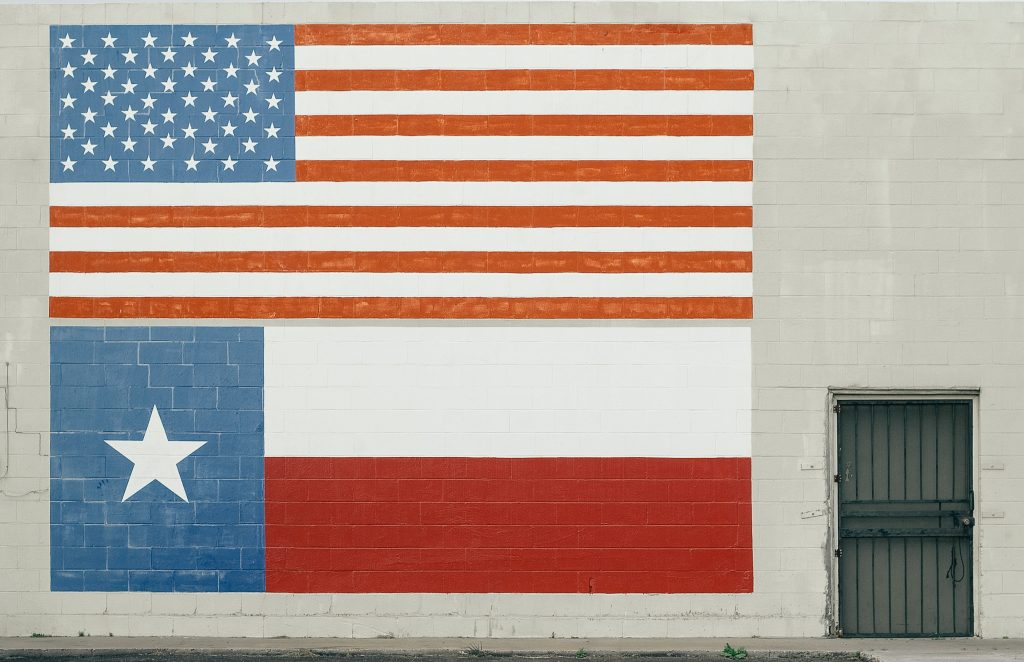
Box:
left=295, top=114, right=754, bottom=137
left=296, top=160, right=753, bottom=182
left=50, top=206, right=752, bottom=229
left=294, top=24, right=753, bottom=46
left=49, top=296, right=754, bottom=320
left=50, top=251, right=753, bottom=274
left=295, top=69, right=754, bottom=91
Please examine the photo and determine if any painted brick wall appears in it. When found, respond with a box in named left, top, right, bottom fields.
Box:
left=50, top=326, right=264, bottom=592
left=1, top=0, right=1023, bottom=640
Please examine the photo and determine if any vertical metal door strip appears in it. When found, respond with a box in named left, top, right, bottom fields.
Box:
left=836, top=401, right=973, bottom=637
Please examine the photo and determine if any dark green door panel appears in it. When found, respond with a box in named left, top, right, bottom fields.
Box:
left=837, top=401, right=973, bottom=637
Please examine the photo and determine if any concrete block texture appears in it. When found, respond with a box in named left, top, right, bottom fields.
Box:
left=1, top=0, right=1024, bottom=640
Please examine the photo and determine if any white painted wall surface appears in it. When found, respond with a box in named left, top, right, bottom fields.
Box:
left=2, top=0, right=1024, bottom=639
left=264, top=325, right=751, bottom=458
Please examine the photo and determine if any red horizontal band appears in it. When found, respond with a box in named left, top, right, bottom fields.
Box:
left=295, top=69, right=754, bottom=91
left=51, top=251, right=753, bottom=274
left=50, top=206, right=753, bottom=229
left=294, top=24, right=753, bottom=46
left=296, top=160, right=753, bottom=182
left=295, top=114, right=753, bottom=137
left=49, top=296, right=753, bottom=319
left=264, top=456, right=752, bottom=593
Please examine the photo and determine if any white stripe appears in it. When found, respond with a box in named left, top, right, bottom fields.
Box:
left=295, top=136, right=753, bottom=161
left=264, top=325, right=751, bottom=458
left=294, top=45, right=753, bottom=70
left=295, top=90, right=752, bottom=115
left=50, top=182, right=752, bottom=207
left=50, top=227, right=752, bottom=253
left=49, top=272, right=753, bottom=298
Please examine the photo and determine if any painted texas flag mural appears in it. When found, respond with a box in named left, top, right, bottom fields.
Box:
left=49, top=23, right=753, bottom=593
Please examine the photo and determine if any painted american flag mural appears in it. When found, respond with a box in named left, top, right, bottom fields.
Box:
left=49, top=23, right=753, bottom=593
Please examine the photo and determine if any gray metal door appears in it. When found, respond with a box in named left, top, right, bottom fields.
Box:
left=836, top=400, right=974, bottom=637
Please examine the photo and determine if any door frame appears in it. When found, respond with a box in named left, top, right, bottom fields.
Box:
left=826, top=388, right=981, bottom=638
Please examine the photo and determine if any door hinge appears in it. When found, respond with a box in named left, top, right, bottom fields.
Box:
left=833, top=403, right=841, bottom=413
left=834, top=547, right=843, bottom=558
left=833, top=473, right=841, bottom=484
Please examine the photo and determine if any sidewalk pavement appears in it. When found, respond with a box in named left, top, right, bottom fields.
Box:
left=0, top=637, right=1022, bottom=661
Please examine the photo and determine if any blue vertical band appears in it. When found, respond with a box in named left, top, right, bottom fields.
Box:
left=50, top=326, right=265, bottom=592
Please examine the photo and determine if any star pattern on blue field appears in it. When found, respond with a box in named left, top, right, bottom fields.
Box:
left=50, top=25, right=295, bottom=182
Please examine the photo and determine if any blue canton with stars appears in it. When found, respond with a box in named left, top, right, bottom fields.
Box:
left=50, top=25, right=295, bottom=183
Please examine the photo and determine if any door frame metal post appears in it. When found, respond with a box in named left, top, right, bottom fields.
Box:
left=826, top=388, right=981, bottom=638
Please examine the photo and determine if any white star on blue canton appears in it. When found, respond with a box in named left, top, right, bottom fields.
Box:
left=105, top=406, right=206, bottom=502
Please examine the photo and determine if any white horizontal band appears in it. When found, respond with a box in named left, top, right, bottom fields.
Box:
left=294, top=45, right=753, bottom=71
left=295, top=136, right=753, bottom=161
left=49, top=272, right=753, bottom=298
left=264, top=325, right=751, bottom=458
left=50, top=227, right=752, bottom=253
left=50, top=182, right=753, bottom=207
left=295, top=90, right=752, bottom=115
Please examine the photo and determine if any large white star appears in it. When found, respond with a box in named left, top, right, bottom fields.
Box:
left=105, top=406, right=206, bottom=502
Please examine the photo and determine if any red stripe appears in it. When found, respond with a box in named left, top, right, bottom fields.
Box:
left=295, top=115, right=753, bottom=137
left=50, top=206, right=752, bottom=228
left=295, top=24, right=753, bottom=46
left=296, top=160, right=753, bottom=182
left=295, top=69, right=754, bottom=91
left=51, top=251, right=753, bottom=274
left=49, top=296, right=753, bottom=319
left=264, top=457, right=752, bottom=593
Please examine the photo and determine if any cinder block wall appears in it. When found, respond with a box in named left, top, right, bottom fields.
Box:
left=2, top=0, right=1023, bottom=638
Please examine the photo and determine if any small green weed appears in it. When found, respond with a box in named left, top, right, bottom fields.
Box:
left=77, top=631, right=85, bottom=637
left=722, top=643, right=748, bottom=660
left=575, top=649, right=589, bottom=659
left=30, top=634, right=47, bottom=638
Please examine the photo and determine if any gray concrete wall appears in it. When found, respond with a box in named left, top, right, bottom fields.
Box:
left=2, top=0, right=1023, bottom=638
